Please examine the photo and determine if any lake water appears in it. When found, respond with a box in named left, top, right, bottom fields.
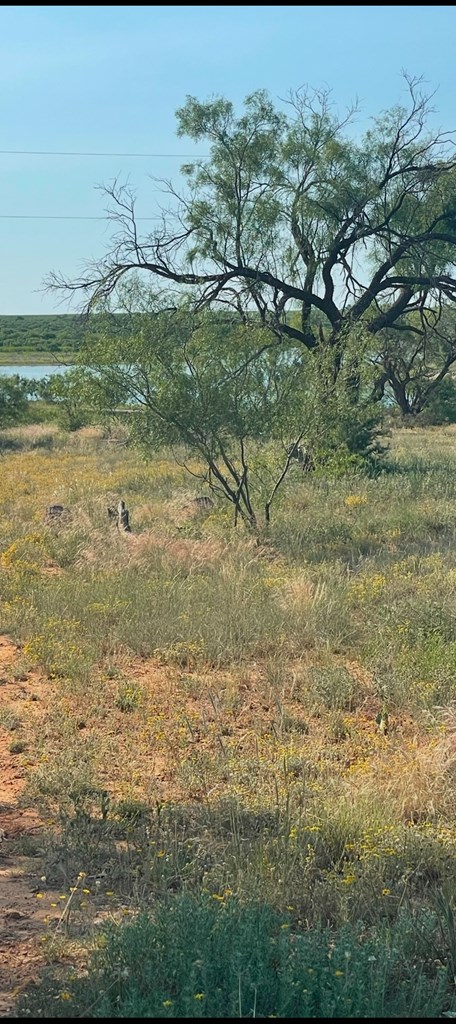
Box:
left=0, top=364, right=71, bottom=380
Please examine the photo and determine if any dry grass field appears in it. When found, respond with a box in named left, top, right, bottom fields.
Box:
left=2, top=423, right=456, bottom=1016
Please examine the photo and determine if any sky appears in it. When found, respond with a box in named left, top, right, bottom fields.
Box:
left=1, top=4, right=455, bottom=315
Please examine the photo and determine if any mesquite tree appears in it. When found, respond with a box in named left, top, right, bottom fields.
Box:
left=48, top=75, right=456, bottom=388
left=76, top=292, right=382, bottom=527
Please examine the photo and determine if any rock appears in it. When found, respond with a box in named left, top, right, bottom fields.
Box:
left=44, top=504, right=69, bottom=524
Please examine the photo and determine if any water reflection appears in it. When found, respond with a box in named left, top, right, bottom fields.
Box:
left=0, top=364, right=71, bottom=380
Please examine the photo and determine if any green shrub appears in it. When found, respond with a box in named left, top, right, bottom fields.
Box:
left=417, top=378, right=456, bottom=426
left=17, top=896, right=454, bottom=1018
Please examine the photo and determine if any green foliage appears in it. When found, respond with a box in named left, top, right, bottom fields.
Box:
left=374, top=306, right=456, bottom=418
left=42, top=77, right=456, bottom=467
left=0, top=314, right=86, bottom=357
left=17, top=896, right=454, bottom=1018
left=79, top=296, right=386, bottom=524
left=36, top=369, right=94, bottom=431
left=52, top=77, right=456, bottom=381
left=417, top=377, right=456, bottom=425
left=79, top=299, right=313, bottom=527
left=0, top=374, right=34, bottom=427
left=303, top=332, right=386, bottom=474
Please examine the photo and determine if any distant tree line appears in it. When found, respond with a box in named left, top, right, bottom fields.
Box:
left=0, top=315, right=87, bottom=355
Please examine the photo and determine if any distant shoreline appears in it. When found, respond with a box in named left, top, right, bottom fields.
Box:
left=0, top=352, right=76, bottom=366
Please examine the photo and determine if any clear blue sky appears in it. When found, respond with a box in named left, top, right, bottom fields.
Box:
left=1, top=4, right=455, bottom=315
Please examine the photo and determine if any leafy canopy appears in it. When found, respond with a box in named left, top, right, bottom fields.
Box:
left=49, top=75, right=456, bottom=365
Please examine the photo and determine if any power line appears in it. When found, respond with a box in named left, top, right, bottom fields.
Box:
left=0, top=214, right=162, bottom=220
left=0, top=149, right=209, bottom=158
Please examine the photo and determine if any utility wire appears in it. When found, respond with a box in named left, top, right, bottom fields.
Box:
left=0, top=214, right=162, bottom=220
left=0, top=149, right=208, bottom=158
left=0, top=148, right=204, bottom=219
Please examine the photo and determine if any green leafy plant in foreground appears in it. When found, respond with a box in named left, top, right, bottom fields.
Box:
left=17, top=895, right=454, bottom=1018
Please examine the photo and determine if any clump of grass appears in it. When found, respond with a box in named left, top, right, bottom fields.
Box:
left=0, top=708, right=22, bottom=731
left=9, top=739, right=27, bottom=754
left=0, top=423, right=64, bottom=452
left=307, top=665, right=362, bottom=711
left=329, top=712, right=352, bottom=741
left=115, top=679, right=142, bottom=712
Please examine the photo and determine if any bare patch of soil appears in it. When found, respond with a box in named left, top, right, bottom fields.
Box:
left=0, top=636, right=54, bottom=1016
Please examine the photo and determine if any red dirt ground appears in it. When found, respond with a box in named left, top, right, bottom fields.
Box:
left=0, top=635, right=57, bottom=1017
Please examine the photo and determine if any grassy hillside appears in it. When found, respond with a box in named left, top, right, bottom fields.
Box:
left=0, top=315, right=85, bottom=362
left=2, top=424, right=456, bottom=1016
